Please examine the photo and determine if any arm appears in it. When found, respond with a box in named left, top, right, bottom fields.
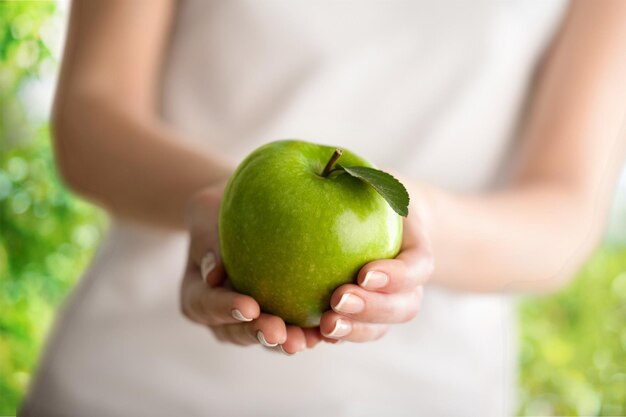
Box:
left=320, top=0, right=626, bottom=342
left=426, top=0, right=626, bottom=293
left=53, top=0, right=232, bottom=230
left=54, top=1, right=323, bottom=353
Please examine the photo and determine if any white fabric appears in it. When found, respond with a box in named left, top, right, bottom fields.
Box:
left=23, top=1, right=568, bottom=416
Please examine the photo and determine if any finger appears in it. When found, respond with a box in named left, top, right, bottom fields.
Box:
left=329, top=284, right=423, bottom=324
left=302, top=327, right=325, bottom=348
left=265, top=327, right=330, bottom=353
left=319, top=312, right=390, bottom=343
left=277, top=325, right=308, bottom=354
left=357, top=252, right=431, bottom=293
left=357, top=216, right=433, bottom=292
left=302, top=327, right=340, bottom=345
left=189, top=246, right=225, bottom=288
left=212, top=313, right=287, bottom=347
left=186, top=189, right=226, bottom=287
left=182, top=269, right=261, bottom=326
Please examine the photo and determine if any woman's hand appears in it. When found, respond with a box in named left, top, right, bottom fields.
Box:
left=180, top=182, right=325, bottom=355
left=320, top=179, right=434, bottom=342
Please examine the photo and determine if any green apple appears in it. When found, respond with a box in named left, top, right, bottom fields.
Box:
left=218, top=139, right=405, bottom=327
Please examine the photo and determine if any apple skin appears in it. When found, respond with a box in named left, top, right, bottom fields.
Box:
left=218, top=140, right=402, bottom=327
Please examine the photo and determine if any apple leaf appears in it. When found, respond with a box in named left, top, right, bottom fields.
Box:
left=338, top=165, right=410, bottom=217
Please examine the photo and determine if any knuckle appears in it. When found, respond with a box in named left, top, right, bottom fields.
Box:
left=199, top=293, right=220, bottom=321
left=377, top=325, right=391, bottom=340
left=403, top=305, right=419, bottom=322
left=194, top=293, right=221, bottom=326
left=366, top=326, right=381, bottom=341
left=404, top=266, right=423, bottom=288
left=405, top=273, right=420, bottom=290
left=221, top=324, right=242, bottom=345
left=210, top=326, right=228, bottom=343
left=404, top=256, right=433, bottom=287
left=362, top=324, right=385, bottom=341
left=197, top=294, right=211, bottom=317
left=205, top=310, right=221, bottom=326
left=402, top=293, right=422, bottom=322
left=377, top=297, right=396, bottom=319
left=226, top=327, right=243, bottom=345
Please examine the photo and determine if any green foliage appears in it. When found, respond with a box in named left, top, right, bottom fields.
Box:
left=338, top=164, right=410, bottom=217
left=518, top=248, right=626, bottom=416
left=0, top=2, right=624, bottom=416
left=0, top=2, right=106, bottom=414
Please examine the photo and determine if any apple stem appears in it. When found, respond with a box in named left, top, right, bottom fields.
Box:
left=321, top=148, right=343, bottom=177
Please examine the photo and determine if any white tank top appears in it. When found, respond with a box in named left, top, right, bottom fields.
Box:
left=23, top=1, right=568, bottom=416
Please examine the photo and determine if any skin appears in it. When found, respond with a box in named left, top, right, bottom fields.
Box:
left=54, top=1, right=626, bottom=354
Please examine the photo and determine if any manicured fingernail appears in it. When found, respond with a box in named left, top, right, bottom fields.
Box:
left=361, top=271, right=388, bottom=289
left=325, top=318, right=352, bottom=338
left=200, top=252, right=216, bottom=284
left=231, top=308, right=253, bottom=322
left=278, top=345, right=294, bottom=356
left=334, top=293, right=365, bottom=314
left=256, top=330, right=277, bottom=347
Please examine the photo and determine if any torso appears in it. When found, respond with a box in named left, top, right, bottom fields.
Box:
left=23, top=1, right=568, bottom=416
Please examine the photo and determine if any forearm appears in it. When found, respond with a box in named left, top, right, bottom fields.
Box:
left=423, top=0, right=626, bottom=294
left=419, top=182, right=607, bottom=294
left=53, top=92, right=234, bottom=230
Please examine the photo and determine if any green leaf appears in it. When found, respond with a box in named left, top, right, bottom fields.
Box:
left=337, top=165, right=410, bottom=217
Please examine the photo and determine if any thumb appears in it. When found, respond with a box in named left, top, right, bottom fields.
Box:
left=186, top=188, right=225, bottom=287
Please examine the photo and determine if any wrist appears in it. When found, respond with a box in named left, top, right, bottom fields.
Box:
left=406, top=180, right=455, bottom=285
left=183, top=178, right=230, bottom=229
left=407, top=181, right=441, bottom=238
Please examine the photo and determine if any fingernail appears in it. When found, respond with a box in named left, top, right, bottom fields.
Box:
left=265, top=344, right=295, bottom=356
left=231, top=308, right=253, bottom=322
left=200, top=252, right=216, bottom=284
left=361, top=271, right=388, bottom=289
left=325, top=319, right=352, bottom=338
left=256, top=330, right=277, bottom=347
left=278, top=345, right=294, bottom=356
left=334, top=293, right=365, bottom=314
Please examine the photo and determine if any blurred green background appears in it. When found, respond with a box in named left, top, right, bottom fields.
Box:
left=1, top=2, right=625, bottom=416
